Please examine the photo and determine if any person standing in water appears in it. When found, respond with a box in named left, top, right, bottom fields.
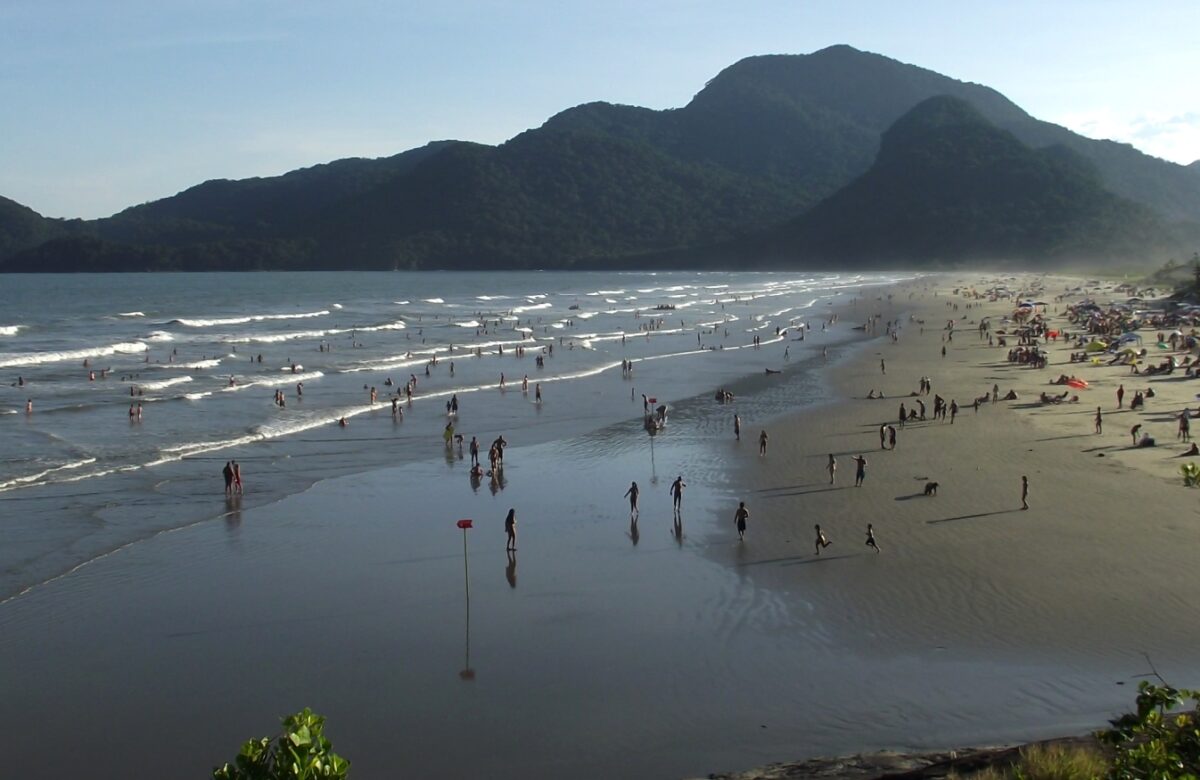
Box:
left=504, top=508, right=517, bottom=551
left=669, top=475, right=686, bottom=513
left=624, top=481, right=640, bottom=519
left=827, top=454, right=837, bottom=485
left=733, top=413, right=741, bottom=441
left=232, top=461, right=243, bottom=495
left=1021, top=475, right=1029, bottom=510
left=865, top=524, right=880, bottom=552
left=222, top=461, right=234, bottom=496
left=733, top=502, right=749, bottom=541
left=814, top=524, right=832, bottom=555
left=469, top=436, right=480, bottom=466
left=535, top=383, right=542, bottom=403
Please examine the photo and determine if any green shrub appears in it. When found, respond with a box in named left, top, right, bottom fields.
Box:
left=212, top=709, right=349, bottom=779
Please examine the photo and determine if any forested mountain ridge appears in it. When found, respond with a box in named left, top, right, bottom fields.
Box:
left=2, top=45, right=1196, bottom=271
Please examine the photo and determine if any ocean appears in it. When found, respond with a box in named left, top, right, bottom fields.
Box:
left=0, top=270, right=903, bottom=602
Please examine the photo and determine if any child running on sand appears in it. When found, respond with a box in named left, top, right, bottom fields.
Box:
left=865, top=524, right=879, bottom=552
left=814, top=524, right=832, bottom=555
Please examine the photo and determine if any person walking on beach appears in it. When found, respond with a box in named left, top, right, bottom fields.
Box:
left=814, top=524, right=832, bottom=555
left=734, top=502, right=749, bottom=541
left=879, top=424, right=887, bottom=450
left=670, top=475, right=686, bottom=513
left=1180, top=410, right=1192, bottom=442
left=880, top=358, right=886, bottom=375
left=1130, top=424, right=1142, bottom=446
left=758, top=429, right=769, bottom=456
left=469, top=436, right=480, bottom=466
left=827, top=454, right=837, bottom=485
left=1117, top=384, right=1125, bottom=409
left=504, top=508, right=517, bottom=551
left=232, top=461, right=243, bottom=495
left=852, top=455, right=867, bottom=487
left=865, top=523, right=880, bottom=553
left=222, top=461, right=234, bottom=496
left=733, top=413, right=741, bottom=441
left=624, top=481, right=640, bottom=519
left=1094, top=406, right=1103, bottom=435
left=898, top=402, right=906, bottom=428
left=887, top=425, right=897, bottom=450
left=1020, top=475, right=1029, bottom=510
left=949, top=400, right=958, bottom=424
left=535, top=383, right=542, bottom=404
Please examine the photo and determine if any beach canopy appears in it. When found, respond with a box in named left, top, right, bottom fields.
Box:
left=1085, top=341, right=1108, bottom=352
left=1118, top=333, right=1143, bottom=344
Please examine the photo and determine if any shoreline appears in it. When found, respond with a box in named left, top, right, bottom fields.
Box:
left=698, top=272, right=1200, bottom=777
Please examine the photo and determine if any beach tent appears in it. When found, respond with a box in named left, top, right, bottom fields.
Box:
left=1085, top=341, right=1108, bottom=353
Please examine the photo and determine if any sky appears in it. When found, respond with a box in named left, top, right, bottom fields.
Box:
left=2, top=0, right=1197, bottom=219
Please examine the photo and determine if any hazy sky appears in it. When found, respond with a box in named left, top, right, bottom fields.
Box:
left=2, top=0, right=1197, bottom=219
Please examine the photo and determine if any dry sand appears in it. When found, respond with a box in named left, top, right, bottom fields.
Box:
left=696, top=273, right=1200, bottom=778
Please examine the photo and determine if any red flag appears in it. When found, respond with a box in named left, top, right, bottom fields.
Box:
left=457, top=519, right=473, bottom=529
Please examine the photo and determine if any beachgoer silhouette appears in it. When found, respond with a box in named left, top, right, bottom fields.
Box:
left=232, top=461, right=243, bottom=495
left=1021, top=475, right=1029, bottom=510
left=670, top=476, right=686, bottom=513
left=852, top=455, right=867, bottom=487
left=865, top=524, right=879, bottom=553
left=222, top=461, right=234, bottom=495
left=505, top=508, right=516, bottom=551
left=733, top=414, right=741, bottom=441
left=758, top=430, right=768, bottom=456
left=624, top=481, right=640, bottom=519
left=814, top=524, right=832, bottom=555
left=827, top=454, right=837, bottom=485
left=1094, top=407, right=1103, bottom=434
left=734, top=502, right=749, bottom=541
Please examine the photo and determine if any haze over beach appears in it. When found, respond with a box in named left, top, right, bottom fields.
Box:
left=2, top=2, right=1200, bottom=779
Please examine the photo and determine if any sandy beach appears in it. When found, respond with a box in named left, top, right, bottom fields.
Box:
left=2, top=272, right=1199, bottom=779
left=697, top=273, right=1200, bottom=775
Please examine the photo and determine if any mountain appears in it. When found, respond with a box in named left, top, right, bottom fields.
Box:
left=2, top=45, right=1197, bottom=271
left=0, top=196, right=71, bottom=259
left=707, top=97, right=1175, bottom=267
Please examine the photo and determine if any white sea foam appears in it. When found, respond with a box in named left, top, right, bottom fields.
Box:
left=0, top=341, right=148, bottom=369
left=147, top=330, right=175, bottom=342
left=0, top=325, right=19, bottom=336
left=423, top=298, right=445, bottom=304
left=173, top=310, right=330, bottom=327
left=153, top=358, right=221, bottom=370
left=456, top=321, right=482, bottom=328
left=0, top=458, right=98, bottom=493
left=219, top=371, right=323, bottom=393
left=117, top=311, right=145, bottom=317
left=512, top=302, right=551, bottom=314
left=139, top=376, right=193, bottom=391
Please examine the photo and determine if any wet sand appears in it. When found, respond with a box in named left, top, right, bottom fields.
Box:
left=3, top=274, right=1199, bottom=779
left=699, top=274, right=1200, bottom=775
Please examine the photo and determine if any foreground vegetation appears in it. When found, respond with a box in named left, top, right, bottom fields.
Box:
left=213, top=682, right=1197, bottom=779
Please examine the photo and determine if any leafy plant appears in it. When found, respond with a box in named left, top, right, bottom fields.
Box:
left=1181, top=462, right=1199, bottom=487
left=1099, top=681, right=1200, bottom=780
left=213, top=709, right=349, bottom=780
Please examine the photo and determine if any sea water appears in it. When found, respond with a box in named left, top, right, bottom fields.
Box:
left=0, top=271, right=907, bottom=601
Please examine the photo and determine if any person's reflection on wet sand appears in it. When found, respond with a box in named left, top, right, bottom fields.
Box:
left=672, top=513, right=683, bottom=547
left=628, top=516, right=640, bottom=546
left=505, top=550, right=517, bottom=589
left=224, top=495, right=242, bottom=531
